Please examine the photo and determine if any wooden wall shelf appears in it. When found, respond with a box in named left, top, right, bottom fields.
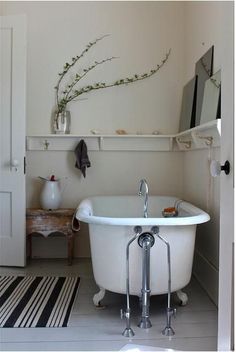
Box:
left=174, top=119, right=221, bottom=151
left=26, top=120, right=221, bottom=152
left=26, top=134, right=174, bottom=152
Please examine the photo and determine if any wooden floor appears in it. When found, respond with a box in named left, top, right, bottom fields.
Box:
left=0, top=258, right=217, bottom=351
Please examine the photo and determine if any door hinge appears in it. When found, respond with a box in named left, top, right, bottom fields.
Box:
left=24, top=157, right=26, bottom=174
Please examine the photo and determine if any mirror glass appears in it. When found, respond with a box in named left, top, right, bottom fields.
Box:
left=200, top=69, right=221, bottom=125
left=179, top=76, right=197, bottom=132
left=194, top=46, right=214, bottom=126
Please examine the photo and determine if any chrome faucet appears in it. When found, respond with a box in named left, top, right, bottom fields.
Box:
left=138, top=179, right=149, bottom=218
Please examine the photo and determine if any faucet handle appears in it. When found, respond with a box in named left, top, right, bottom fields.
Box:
left=151, top=226, right=159, bottom=235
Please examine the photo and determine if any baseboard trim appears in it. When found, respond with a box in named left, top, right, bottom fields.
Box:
left=193, top=250, right=219, bottom=306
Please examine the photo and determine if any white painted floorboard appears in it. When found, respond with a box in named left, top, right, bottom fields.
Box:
left=0, top=259, right=217, bottom=351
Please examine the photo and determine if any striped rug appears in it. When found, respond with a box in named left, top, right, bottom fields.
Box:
left=0, top=276, right=80, bottom=328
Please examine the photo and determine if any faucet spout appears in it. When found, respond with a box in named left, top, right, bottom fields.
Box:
left=138, top=179, right=149, bottom=218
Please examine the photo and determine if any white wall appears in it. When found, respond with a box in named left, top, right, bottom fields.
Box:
left=182, top=1, right=232, bottom=304
left=183, top=148, right=220, bottom=304
left=2, top=1, right=186, bottom=258
left=183, top=1, right=228, bottom=82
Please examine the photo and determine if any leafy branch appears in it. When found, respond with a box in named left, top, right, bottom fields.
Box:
left=63, top=57, right=118, bottom=102
left=55, top=35, right=171, bottom=113
left=55, top=34, right=110, bottom=110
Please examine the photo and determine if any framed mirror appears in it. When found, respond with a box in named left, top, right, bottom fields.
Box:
left=194, top=46, right=214, bottom=127
left=200, top=69, right=221, bottom=125
left=179, top=76, right=198, bottom=132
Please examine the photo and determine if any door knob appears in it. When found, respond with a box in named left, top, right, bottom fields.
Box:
left=210, top=160, right=230, bottom=177
left=11, top=159, right=19, bottom=167
left=11, top=159, right=20, bottom=171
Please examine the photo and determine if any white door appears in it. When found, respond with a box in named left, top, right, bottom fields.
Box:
left=0, top=15, right=26, bottom=267
left=217, top=3, right=234, bottom=350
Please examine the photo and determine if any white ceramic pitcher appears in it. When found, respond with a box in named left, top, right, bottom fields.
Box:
left=39, top=177, right=67, bottom=210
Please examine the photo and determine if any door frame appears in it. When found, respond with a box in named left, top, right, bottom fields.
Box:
left=217, top=2, right=234, bottom=350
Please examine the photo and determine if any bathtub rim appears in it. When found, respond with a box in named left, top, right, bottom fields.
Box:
left=76, top=195, right=210, bottom=226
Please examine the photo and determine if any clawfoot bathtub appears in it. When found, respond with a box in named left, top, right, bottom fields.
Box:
left=76, top=196, right=210, bottom=306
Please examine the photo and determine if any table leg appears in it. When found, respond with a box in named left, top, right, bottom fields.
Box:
left=67, top=230, right=75, bottom=266
left=27, top=234, right=32, bottom=260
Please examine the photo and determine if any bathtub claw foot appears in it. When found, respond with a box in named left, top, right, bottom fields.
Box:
left=176, top=289, right=188, bottom=306
left=122, top=327, right=135, bottom=338
left=138, top=316, right=152, bottom=329
left=93, top=287, right=106, bottom=307
left=162, top=326, right=175, bottom=337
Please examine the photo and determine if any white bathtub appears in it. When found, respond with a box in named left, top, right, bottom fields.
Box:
left=76, top=196, right=210, bottom=301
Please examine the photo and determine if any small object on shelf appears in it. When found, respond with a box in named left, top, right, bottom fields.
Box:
left=152, top=130, right=160, bottom=135
left=90, top=129, right=101, bottom=135
left=116, top=129, right=127, bottom=135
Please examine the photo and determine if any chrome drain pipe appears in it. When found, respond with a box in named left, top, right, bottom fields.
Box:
left=152, top=228, right=176, bottom=337
left=137, top=232, right=155, bottom=329
left=121, top=226, right=142, bottom=337
left=121, top=226, right=176, bottom=337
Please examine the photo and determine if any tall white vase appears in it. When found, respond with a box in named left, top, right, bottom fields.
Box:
left=40, top=180, right=62, bottom=210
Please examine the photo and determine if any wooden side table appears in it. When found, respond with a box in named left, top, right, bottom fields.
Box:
left=26, top=208, right=80, bottom=265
